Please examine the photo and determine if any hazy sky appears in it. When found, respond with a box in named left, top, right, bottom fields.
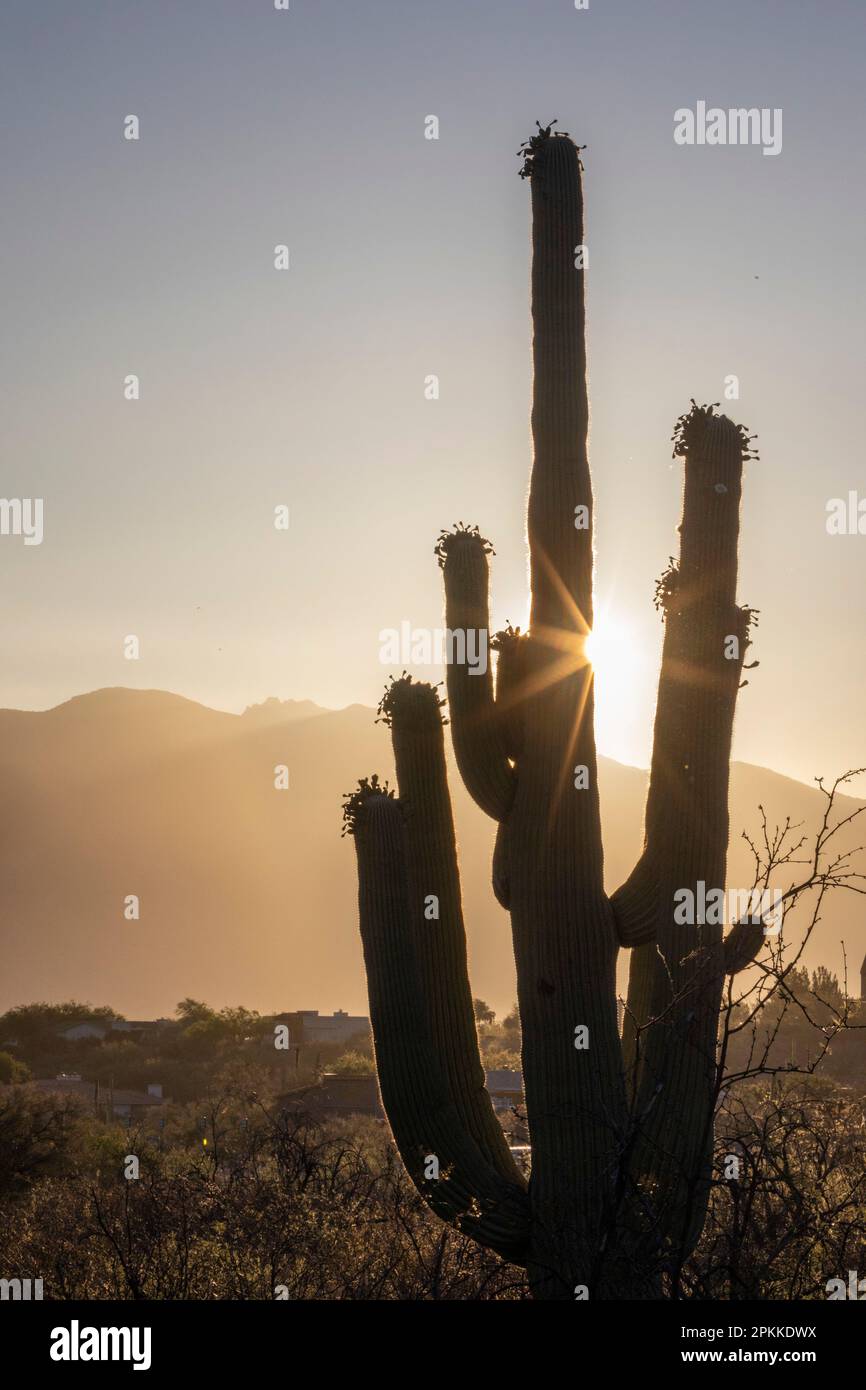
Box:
left=2, top=0, right=865, bottom=784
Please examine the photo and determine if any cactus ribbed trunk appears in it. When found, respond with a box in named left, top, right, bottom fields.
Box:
left=344, top=125, right=755, bottom=1299
left=527, top=135, right=592, bottom=638
left=509, top=133, right=626, bottom=1297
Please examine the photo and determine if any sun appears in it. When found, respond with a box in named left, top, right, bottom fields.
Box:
left=584, top=613, right=635, bottom=686
left=583, top=608, right=651, bottom=766
left=494, top=593, right=650, bottom=767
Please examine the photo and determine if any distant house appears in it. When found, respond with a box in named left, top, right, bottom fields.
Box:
left=57, top=1018, right=172, bottom=1043
left=110, top=1019, right=172, bottom=1036
left=108, top=1084, right=165, bottom=1120
left=297, top=1010, right=370, bottom=1044
left=272, top=1010, right=371, bottom=1047
left=34, top=1075, right=166, bottom=1121
left=287, top=1067, right=525, bottom=1118
left=281, top=1072, right=383, bottom=1119
left=485, top=1068, right=524, bottom=1111
left=57, top=1023, right=108, bottom=1041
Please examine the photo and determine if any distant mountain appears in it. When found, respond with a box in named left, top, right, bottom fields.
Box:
left=0, top=688, right=862, bottom=1018
left=240, top=698, right=330, bottom=727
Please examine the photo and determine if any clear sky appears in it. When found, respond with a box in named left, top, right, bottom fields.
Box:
left=2, top=0, right=864, bottom=784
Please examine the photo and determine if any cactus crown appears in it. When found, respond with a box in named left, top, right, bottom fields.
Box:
left=516, top=119, right=584, bottom=179
left=653, top=559, right=680, bottom=618
left=737, top=604, right=760, bottom=641
left=490, top=622, right=524, bottom=651
left=340, top=774, right=397, bottom=837
left=671, top=399, right=759, bottom=462
left=376, top=674, right=447, bottom=729
left=434, top=523, right=494, bottom=570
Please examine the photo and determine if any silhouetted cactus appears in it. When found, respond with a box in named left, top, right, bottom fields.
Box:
left=344, top=127, right=758, bottom=1299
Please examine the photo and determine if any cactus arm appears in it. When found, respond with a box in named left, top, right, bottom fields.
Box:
left=488, top=627, right=531, bottom=909
left=345, top=781, right=529, bottom=1261
left=492, top=624, right=529, bottom=760
left=722, top=917, right=766, bottom=973
left=378, top=676, right=524, bottom=1186
left=619, top=405, right=756, bottom=1250
left=609, top=860, right=659, bottom=947
left=615, top=407, right=757, bottom=930
left=436, top=527, right=515, bottom=822
left=491, top=819, right=511, bottom=909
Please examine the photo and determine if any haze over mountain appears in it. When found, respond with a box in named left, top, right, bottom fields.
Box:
left=1, top=688, right=862, bottom=1019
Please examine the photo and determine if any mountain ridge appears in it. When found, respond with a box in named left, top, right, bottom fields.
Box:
left=0, top=687, right=862, bottom=1018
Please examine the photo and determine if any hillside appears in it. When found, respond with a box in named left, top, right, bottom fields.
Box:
left=0, top=688, right=862, bottom=1017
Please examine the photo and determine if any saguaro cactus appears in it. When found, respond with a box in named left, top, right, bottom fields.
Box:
left=343, top=124, right=758, bottom=1299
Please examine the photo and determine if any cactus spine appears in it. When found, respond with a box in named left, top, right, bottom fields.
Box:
left=344, top=125, right=757, bottom=1298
